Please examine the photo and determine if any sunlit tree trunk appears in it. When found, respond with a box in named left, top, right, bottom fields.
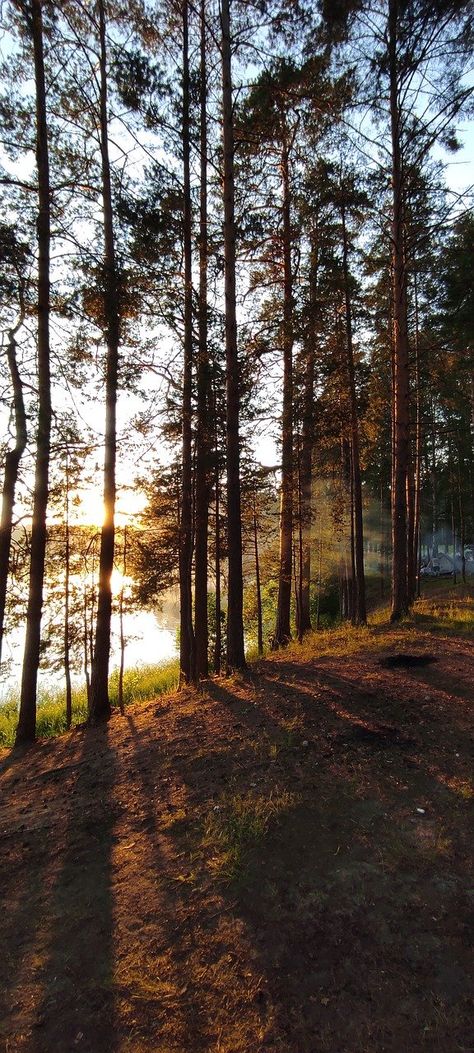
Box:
left=178, top=0, right=195, bottom=684
left=211, top=372, right=222, bottom=675
left=221, top=0, right=246, bottom=670
left=252, top=493, right=263, bottom=656
left=341, top=200, right=366, bottom=625
left=299, top=338, right=315, bottom=636
left=16, top=0, right=51, bottom=745
left=389, top=0, right=410, bottom=621
left=89, top=0, right=120, bottom=722
left=273, top=140, right=294, bottom=646
left=118, top=525, right=127, bottom=715
left=194, top=0, right=210, bottom=679
left=413, top=272, right=422, bottom=599
left=64, top=447, right=72, bottom=728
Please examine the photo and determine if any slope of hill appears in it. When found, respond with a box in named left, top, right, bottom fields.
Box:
left=1, top=596, right=473, bottom=1053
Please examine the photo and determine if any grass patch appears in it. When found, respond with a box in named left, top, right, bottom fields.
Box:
left=0, top=659, right=180, bottom=748
left=108, top=660, right=179, bottom=707
left=267, top=584, right=474, bottom=667
left=202, top=787, right=296, bottom=881
left=412, top=593, right=474, bottom=635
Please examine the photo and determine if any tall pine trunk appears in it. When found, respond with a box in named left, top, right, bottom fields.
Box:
left=16, top=0, right=51, bottom=745
left=299, top=340, right=315, bottom=635
left=118, top=526, right=127, bottom=715
left=64, top=447, right=72, bottom=728
left=252, top=493, right=263, bottom=656
left=273, top=141, right=294, bottom=647
left=0, top=320, right=27, bottom=663
left=389, top=0, right=410, bottom=621
left=194, top=0, right=210, bottom=679
left=179, top=0, right=195, bottom=684
left=89, top=0, right=120, bottom=722
left=413, top=272, right=422, bottom=599
left=214, top=465, right=222, bottom=674
left=341, top=200, right=366, bottom=625
left=221, top=0, right=246, bottom=670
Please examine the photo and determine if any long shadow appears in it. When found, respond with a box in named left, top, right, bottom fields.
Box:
left=0, top=743, right=74, bottom=1047
left=123, top=712, right=213, bottom=1052
left=124, top=695, right=301, bottom=1052
left=257, top=663, right=472, bottom=798
left=199, top=674, right=473, bottom=1051
left=27, top=724, right=118, bottom=1053
left=120, top=670, right=472, bottom=1052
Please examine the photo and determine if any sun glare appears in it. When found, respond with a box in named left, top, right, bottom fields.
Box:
left=73, top=488, right=146, bottom=528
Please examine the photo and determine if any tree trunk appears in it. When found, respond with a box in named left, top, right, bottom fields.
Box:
left=273, top=141, right=294, bottom=647
left=64, top=447, right=72, bottom=729
left=253, top=494, right=263, bottom=656
left=89, top=0, right=120, bottom=722
left=118, top=525, right=127, bottom=715
left=457, top=449, right=466, bottom=583
left=214, top=463, right=222, bottom=675
left=0, top=322, right=27, bottom=663
left=178, top=0, right=195, bottom=684
left=430, top=407, right=438, bottom=558
left=380, top=481, right=385, bottom=599
left=316, top=522, right=323, bottom=630
left=450, top=473, right=457, bottom=586
left=413, top=273, right=422, bottom=600
left=221, top=0, right=246, bottom=670
left=194, top=0, right=210, bottom=679
left=211, top=371, right=222, bottom=675
left=83, top=587, right=91, bottom=707
left=341, top=201, right=366, bottom=625
left=341, top=436, right=353, bottom=622
left=295, top=436, right=303, bottom=642
left=299, top=228, right=319, bottom=637
left=389, top=0, right=410, bottom=622
left=16, top=0, right=51, bottom=745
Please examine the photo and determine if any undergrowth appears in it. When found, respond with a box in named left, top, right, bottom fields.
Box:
left=0, top=659, right=179, bottom=747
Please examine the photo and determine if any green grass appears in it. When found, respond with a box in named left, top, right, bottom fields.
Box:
left=202, top=788, right=296, bottom=881
left=0, top=659, right=180, bottom=748
left=269, top=583, right=474, bottom=667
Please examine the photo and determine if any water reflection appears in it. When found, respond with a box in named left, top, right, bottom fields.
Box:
left=0, top=608, right=177, bottom=702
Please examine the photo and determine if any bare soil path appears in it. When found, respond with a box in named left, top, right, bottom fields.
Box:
left=1, top=619, right=473, bottom=1052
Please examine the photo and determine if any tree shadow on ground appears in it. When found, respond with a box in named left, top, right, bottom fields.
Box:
left=198, top=669, right=473, bottom=1052
left=1, top=647, right=472, bottom=1053
left=0, top=725, right=118, bottom=1053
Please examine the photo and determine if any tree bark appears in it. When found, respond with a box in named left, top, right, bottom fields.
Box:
left=16, top=0, right=51, bottom=745
left=389, top=0, right=410, bottom=622
left=221, top=0, right=246, bottom=670
left=214, top=462, right=222, bottom=675
left=413, top=272, right=422, bottom=599
left=341, top=200, right=366, bottom=625
left=89, top=0, right=120, bottom=722
left=253, top=494, right=263, bottom=656
left=0, top=321, right=27, bottom=664
left=273, top=140, right=294, bottom=647
left=299, top=242, right=317, bottom=636
left=194, top=0, right=210, bottom=679
left=178, top=0, right=195, bottom=684
left=118, top=525, right=127, bottom=715
left=64, top=447, right=72, bottom=728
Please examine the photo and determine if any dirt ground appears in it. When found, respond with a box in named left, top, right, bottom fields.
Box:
left=1, top=618, right=473, bottom=1053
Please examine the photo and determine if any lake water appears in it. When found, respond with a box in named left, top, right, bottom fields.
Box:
left=0, top=608, right=178, bottom=702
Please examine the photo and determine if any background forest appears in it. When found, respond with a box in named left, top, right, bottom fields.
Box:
left=0, top=0, right=473, bottom=745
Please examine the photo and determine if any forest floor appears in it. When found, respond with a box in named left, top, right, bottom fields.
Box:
left=1, top=586, right=473, bottom=1053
